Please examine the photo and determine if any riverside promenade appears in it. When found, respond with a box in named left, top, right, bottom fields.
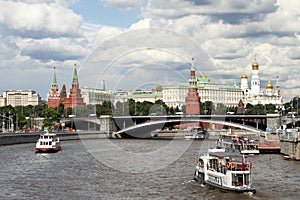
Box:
left=0, top=131, right=106, bottom=146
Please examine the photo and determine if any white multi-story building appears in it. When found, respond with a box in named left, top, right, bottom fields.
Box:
left=162, top=73, right=243, bottom=109
left=0, top=96, right=5, bottom=107
left=80, top=58, right=283, bottom=110
left=1, top=90, right=42, bottom=107
left=163, top=82, right=189, bottom=109
left=81, top=87, right=112, bottom=105
left=129, top=90, right=163, bottom=104
left=197, top=74, right=242, bottom=106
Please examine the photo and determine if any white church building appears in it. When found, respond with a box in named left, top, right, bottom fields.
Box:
left=240, top=58, right=283, bottom=107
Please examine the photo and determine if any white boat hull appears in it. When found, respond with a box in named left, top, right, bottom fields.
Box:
left=35, top=146, right=61, bottom=153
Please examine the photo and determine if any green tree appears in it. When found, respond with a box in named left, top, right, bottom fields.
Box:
left=34, top=104, right=47, bottom=117
left=0, top=105, right=16, bottom=132
left=16, top=113, right=27, bottom=131
left=265, top=104, right=276, bottom=114
left=214, top=103, right=227, bottom=115
left=291, top=96, right=300, bottom=114
left=227, top=106, right=237, bottom=113
left=96, top=101, right=113, bottom=115
left=169, top=106, right=175, bottom=115
left=181, top=105, right=186, bottom=114
left=128, top=99, right=136, bottom=116
left=245, top=103, right=254, bottom=114
left=41, top=108, right=60, bottom=130
left=201, top=101, right=213, bottom=115
left=57, top=104, right=65, bottom=117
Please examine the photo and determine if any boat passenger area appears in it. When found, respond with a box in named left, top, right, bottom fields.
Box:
left=207, top=152, right=252, bottom=171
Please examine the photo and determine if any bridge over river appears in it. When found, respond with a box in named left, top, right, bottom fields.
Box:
left=59, top=114, right=300, bottom=138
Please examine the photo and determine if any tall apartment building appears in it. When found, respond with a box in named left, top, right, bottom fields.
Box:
left=0, top=90, right=42, bottom=107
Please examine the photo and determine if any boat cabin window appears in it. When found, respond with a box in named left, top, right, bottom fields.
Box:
left=49, top=141, right=52, bottom=145
left=209, top=159, right=225, bottom=173
left=232, top=174, right=249, bottom=186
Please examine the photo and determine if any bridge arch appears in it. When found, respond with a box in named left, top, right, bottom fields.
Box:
left=114, top=119, right=262, bottom=138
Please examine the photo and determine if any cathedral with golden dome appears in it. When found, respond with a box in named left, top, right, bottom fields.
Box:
left=240, top=58, right=283, bottom=107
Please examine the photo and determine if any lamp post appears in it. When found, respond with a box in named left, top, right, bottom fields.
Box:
left=1, top=113, right=13, bottom=133
left=297, top=95, right=299, bottom=115
left=8, top=112, right=11, bottom=133
left=2, top=112, right=4, bottom=133
left=16, top=113, right=18, bottom=132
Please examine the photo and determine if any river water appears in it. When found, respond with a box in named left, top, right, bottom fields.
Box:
left=0, top=138, right=299, bottom=200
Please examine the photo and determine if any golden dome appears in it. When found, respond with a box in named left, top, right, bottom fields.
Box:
left=266, top=81, right=273, bottom=89
left=200, top=73, right=207, bottom=78
left=252, top=59, right=259, bottom=70
left=241, top=74, right=247, bottom=79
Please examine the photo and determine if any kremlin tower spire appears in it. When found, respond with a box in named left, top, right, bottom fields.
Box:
left=47, top=67, right=61, bottom=108
left=52, top=66, right=57, bottom=86
left=185, top=58, right=201, bottom=115
left=72, top=64, right=79, bottom=85
left=102, top=80, right=106, bottom=91
left=64, top=63, right=86, bottom=110
left=47, top=64, right=86, bottom=110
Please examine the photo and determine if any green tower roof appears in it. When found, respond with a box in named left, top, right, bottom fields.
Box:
left=190, top=58, right=195, bottom=71
left=72, top=64, right=79, bottom=85
left=52, top=67, right=57, bottom=85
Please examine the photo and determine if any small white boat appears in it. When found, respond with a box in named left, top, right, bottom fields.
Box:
left=216, top=134, right=260, bottom=155
left=185, top=127, right=209, bottom=140
left=185, top=133, right=206, bottom=140
left=35, top=133, right=61, bottom=153
left=194, top=149, right=256, bottom=193
left=240, top=145, right=260, bottom=155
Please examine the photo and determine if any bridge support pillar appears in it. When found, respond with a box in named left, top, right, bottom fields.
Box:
left=99, top=115, right=117, bottom=138
left=266, top=114, right=282, bottom=130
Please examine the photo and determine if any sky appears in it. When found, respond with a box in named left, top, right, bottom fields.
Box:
left=0, top=0, right=299, bottom=102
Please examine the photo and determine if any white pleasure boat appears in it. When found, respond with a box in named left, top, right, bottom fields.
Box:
left=194, top=149, right=256, bottom=193
left=35, top=132, right=61, bottom=153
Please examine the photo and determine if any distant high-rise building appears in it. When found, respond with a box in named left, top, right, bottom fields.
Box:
left=1, top=90, right=42, bottom=107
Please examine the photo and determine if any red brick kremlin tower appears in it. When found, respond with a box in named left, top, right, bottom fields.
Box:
left=60, top=84, right=67, bottom=105
left=63, top=64, right=86, bottom=110
left=47, top=67, right=60, bottom=108
left=185, top=58, right=201, bottom=114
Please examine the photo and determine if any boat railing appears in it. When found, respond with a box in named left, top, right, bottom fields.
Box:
left=225, top=161, right=252, bottom=171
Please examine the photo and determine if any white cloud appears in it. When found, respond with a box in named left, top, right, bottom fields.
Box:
left=0, top=0, right=299, bottom=101
left=0, top=1, right=83, bottom=38
left=202, top=38, right=251, bottom=60
left=142, top=0, right=278, bottom=22
left=15, top=37, right=87, bottom=62
left=288, top=47, right=300, bottom=60
left=132, top=0, right=300, bottom=101
left=102, top=0, right=143, bottom=10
